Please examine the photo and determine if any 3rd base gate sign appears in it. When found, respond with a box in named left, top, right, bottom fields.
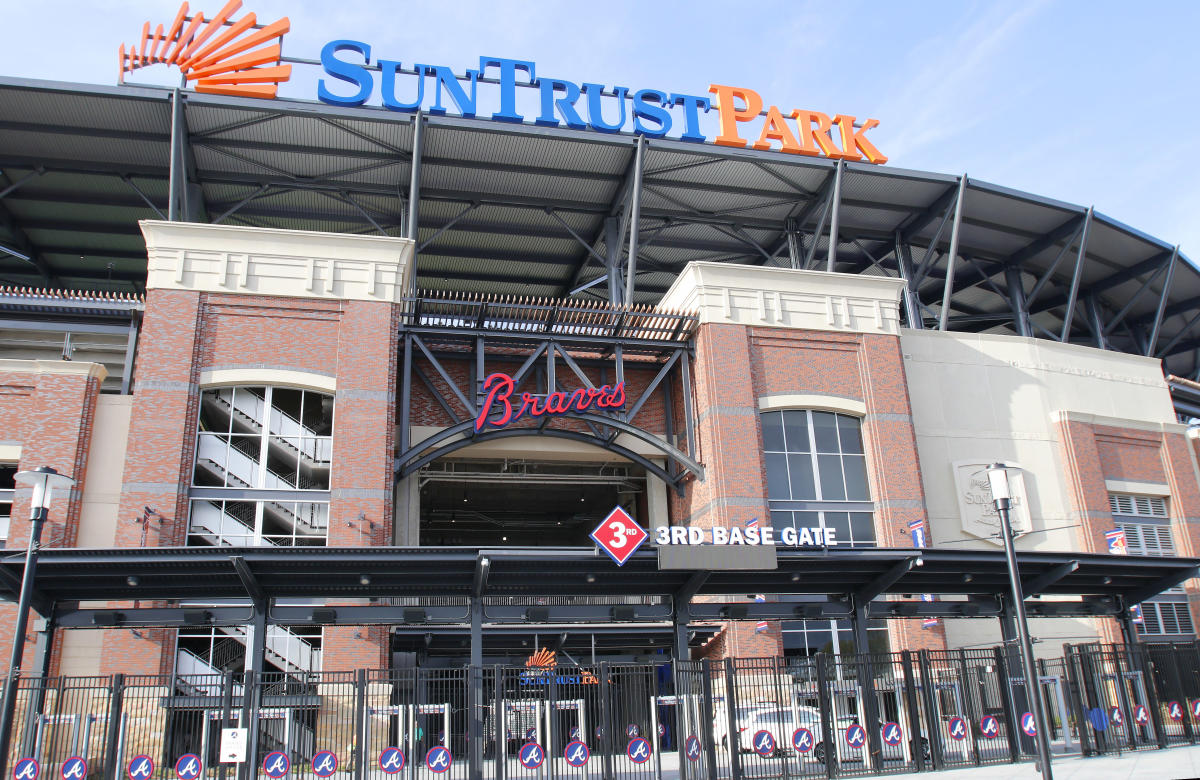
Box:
left=591, top=508, right=840, bottom=566
left=590, top=507, right=648, bottom=566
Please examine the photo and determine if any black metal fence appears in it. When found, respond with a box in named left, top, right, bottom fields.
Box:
left=4, top=643, right=1200, bottom=779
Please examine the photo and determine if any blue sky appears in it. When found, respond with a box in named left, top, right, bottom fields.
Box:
left=2, top=0, right=1198, bottom=257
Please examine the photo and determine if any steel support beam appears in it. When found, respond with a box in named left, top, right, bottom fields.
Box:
left=1147, top=245, right=1180, bottom=356
left=938, top=174, right=968, bottom=331
left=0, top=167, right=44, bottom=201
left=625, top=135, right=645, bottom=305
left=407, top=111, right=424, bottom=297
left=855, top=557, right=917, bottom=603
left=1005, top=265, right=1032, bottom=337
left=0, top=194, right=54, bottom=283
left=1022, top=560, right=1078, bottom=596
left=1125, top=566, right=1200, bottom=606
left=168, top=88, right=183, bottom=221
left=895, top=232, right=923, bottom=328
left=1058, top=206, right=1092, bottom=342
left=825, top=160, right=844, bottom=272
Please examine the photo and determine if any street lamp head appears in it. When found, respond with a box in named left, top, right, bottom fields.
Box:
left=985, top=462, right=1015, bottom=505
left=14, top=466, right=76, bottom=519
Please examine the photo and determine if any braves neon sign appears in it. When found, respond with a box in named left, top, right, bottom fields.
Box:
left=474, top=372, right=625, bottom=432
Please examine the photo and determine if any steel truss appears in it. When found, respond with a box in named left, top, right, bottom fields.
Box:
left=2, top=81, right=1199, bottom=384
left=396, top=292, right=702, bottom=493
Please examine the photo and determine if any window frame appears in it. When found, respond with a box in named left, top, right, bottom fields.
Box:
left=188, top=385, right=334, bottom=548
left=1110, top=492, right=1195, bottom=639
left=761, top=409, right=876, bottom=548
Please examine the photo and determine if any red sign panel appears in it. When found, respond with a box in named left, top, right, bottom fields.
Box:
left=590, top=507, right=648, bottom=566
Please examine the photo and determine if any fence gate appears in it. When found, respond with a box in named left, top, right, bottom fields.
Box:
left=11, top=643, right=1200, bottom=778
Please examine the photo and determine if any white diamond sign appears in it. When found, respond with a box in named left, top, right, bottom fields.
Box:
left=590, top=507, right=648, bottom=566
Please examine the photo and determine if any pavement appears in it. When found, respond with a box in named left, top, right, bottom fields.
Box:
left=886, top=744, right=1200, bottom=780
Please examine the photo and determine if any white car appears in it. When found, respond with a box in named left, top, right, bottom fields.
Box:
left=737, top=706, right=822, bottom=754
left=712, top=704, right=771, bottom=751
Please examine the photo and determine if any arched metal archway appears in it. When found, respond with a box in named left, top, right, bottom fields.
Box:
left=397, top=423, right=698, bottom=491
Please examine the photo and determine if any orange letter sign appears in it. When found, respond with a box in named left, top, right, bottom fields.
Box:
left=708, top=84, right=763, bottom=148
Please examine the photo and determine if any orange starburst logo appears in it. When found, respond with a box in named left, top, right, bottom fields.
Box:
left=119, top=0, right=290, bottom=99
left=525, top=648, right=556, bottom=669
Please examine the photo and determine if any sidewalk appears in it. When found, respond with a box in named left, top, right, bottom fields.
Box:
left=887, top=745, right=1200, bottom=780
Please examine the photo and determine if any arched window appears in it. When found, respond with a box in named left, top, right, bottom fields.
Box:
left=762, top=409, right=884, bottom=657
left=761, top=409, right=874, bottom=547
left=189, top=386, right=333, bottom=546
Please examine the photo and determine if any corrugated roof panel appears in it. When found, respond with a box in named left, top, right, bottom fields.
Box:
left=419, top=226, right=578, bottom=256
left=955, top=221, right=1033, bottom=259
left=425, top=124, right=630, bottom=178
left=964, top=185, right=1076, bottom=237
left=842, top=169, right=948, bottom=209
left=418, top=252, right=568, bottom=279
left=1085, top=218, right=1171, bottom=269
left=0, top=85, right=170, bottom=133
left=422, top=165, right=618, bottom=206
left=644, top=157, right=794, bottom=193
left=836, top=204, right=907, bottom=235
left=184, top=103, right=280, bottom=136
left=193, top=143, right=398, bottom=181
left=419, top=275, right=561, bottom=297
left=207, top=112, right=412, bottom=156
left=0, top=129, right=169, bottom=168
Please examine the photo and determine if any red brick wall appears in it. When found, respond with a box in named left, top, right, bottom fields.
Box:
left=674, top=323, right=938, bottom=657
left=101, top=290, right=400, bottom=674
left=1056, top=418, right=1200, bottom=643
left=0, top=364, right=103, bottom=675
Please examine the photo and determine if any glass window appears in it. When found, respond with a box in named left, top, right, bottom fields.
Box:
left=0, top=464, right=14, bottom=547
left=189, top=387, right=333, bottom=548
left=1111, top=493, right=1194, bottom=639
left=761, top=410, right=875, bottom=547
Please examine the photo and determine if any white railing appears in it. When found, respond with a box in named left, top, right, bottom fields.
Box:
left=218, top=624, right=322, bottom=673
left=213, top=388, right=332, bottom=464
left=189, top=500, right=270, bottom=546
left=174, top=649, right=245, bottom=697
left=194, top=436, right=327, bottom=536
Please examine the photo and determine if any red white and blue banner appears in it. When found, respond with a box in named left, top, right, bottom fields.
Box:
left=910, top=520, right=938, bottom=628
left=1105, top=528, right=1128, bottom=555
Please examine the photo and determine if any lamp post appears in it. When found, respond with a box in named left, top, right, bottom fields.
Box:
left=0, top=466, right=75, bottom=775
left=986, top=463, right=1053, bottom=780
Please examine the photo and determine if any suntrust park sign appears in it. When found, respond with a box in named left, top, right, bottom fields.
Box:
left=317, top=44, right=888, bottom=162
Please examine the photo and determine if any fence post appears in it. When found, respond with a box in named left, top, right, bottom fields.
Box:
left=723, top=659, right=742, bottom=780
left=494, top=666, right=505, bottom=780
left=103, top=673, right=125, bottom=778
left=898, top=651, right=925, bottom=771
left=991, top=646, right=1020, bottom=763
left=699, top=661, right=718, bottom=780
left=1061, top=647, right=1094, bottom=756
left=916, top=650, right=942, bottom=770
left=217, top=669, right=236, bottom=780
left=1164, top=645, right=1195, bottom=744
left=1137, top=645, right=1169, bottom=749
left=353, top=669, right=367, bottom=780
left=599, top=662, right=614, bottom=780
left=814, top=654, right=836, bottom=780
left=769, top=657, right=791, bottom=780
left=953, top=651, right=981, bottom=767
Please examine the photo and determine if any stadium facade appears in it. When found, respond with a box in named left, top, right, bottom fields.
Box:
left=2, top=6, right=1200, bottom=777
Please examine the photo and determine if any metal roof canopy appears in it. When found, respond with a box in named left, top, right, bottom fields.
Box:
left=5, top=546, right=1194, bottom=627
left=2, top=78, right=1200, bottom=380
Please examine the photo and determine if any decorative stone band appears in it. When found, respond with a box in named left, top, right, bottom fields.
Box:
left=0, top=359, right=108, bottom=382
left=658, top=261, right=904, bottom=336
left=140, top=220, right=414, bottom=303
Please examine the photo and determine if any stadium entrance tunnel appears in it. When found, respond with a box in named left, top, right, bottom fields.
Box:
left=418, top=459, right=650, bottom=547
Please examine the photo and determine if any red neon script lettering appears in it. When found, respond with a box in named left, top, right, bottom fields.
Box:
left=474, top=372, right=625, bottom=431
